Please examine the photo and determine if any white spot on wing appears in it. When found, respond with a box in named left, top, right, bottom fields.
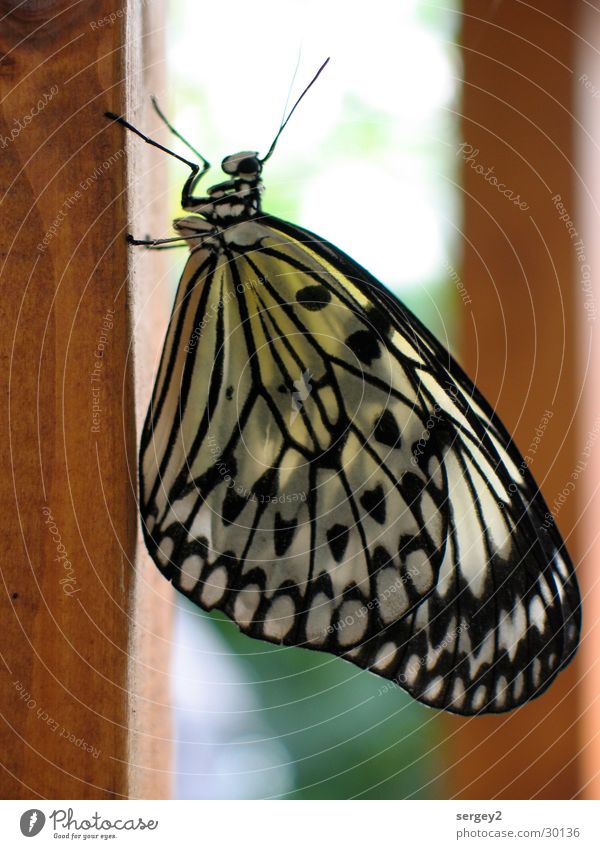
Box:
left=468, top=631, right=495, bottom=677
left=337, top=600, right=368, bottom=646
left=498, top=599, right=527, bottom=661
left=201, top=566, right=228, bottom=607
left=306, top=593, right=333, bottom=644
left=513, top=672, right=524, bottom=700
left=156, top=537, right=174, bottom=565
left=436, top=541, right=454, bottom=597
left=532, top=657, right=542, bottom=687
left=423, top=676, right=444, bottom=701
left=407, top=549, right=434, bottom=595
left=451, top=678, right=465, bottom=709
left=373, top=642, right=397, bottom=670
left=377, top=568, right=409, bottom=623
left=233, top=584, right=261, bottom=628
left=495, top=676, right=507, bottom=708
left=478, top=485, right=512, bottom=558
left=428, top=455, right=443, bottom=489
left=538, top=575, right=554, bottom=606
left=180, top=555, right=203, bottom=592
left=419, top=492, right=442, bottom=547
left=403, top=655, right=422, bottom=686
left=263, top=595, right=295, bottom=641
left=529, top=596, right=546, bottom=634
left=472, top=685, right=487, bottom=710
left=555, top=550, right=570, bottom=580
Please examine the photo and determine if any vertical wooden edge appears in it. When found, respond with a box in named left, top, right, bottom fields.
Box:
left=574, top=1, right=600, bottom=802
left=0, top=0, right=143, bottom=799
left=126, top=0, right=174, bottom=800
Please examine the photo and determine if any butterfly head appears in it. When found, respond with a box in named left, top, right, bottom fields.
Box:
left=203, top=152, right=264, bottom=220
left=221, top=151, right=262, bottom=181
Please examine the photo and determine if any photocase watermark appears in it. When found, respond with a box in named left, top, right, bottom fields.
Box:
left=19, top=810, right=46, bottom=838
left=290, top=369, right=313, bottom=424
left=0, top=84, right=59, bottom=149
left=41, top=506, right=80, bottom=596
left=185, top=276, right=265, bottom=353
left=444, top=259, right=472, bottom=307
left=579, top=73, right=600, bottom=99
left=456, top=143, right=530, bottom=210
left=37, top=149, right=125, bottom=253
left=49, top=808, right=158, bottom=834
left=540, top=417, right=600, bottom=531
left=90, top=308, right=115, bottom=433
left=13, top=680, right=100, bottom=758
left=552, top=193, right=597, bottom=322
left=206, top=434, right=307, bottom=504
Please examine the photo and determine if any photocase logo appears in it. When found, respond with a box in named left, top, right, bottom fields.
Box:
left=19, top=809, right=46, bottom=837
left=290, top=369, right=313, bottom=424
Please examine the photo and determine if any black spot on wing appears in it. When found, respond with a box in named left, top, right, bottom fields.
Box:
left=253, top=467, right=278, bottom=500
left=326, top=523, right=350, bottom=563
left=373, top=409, right=402, bottom=448
left=296, top=285, right=331, bottom=311
left=360, top=484, right=386, bottom=524
left=401, top=470, right=424, bottom=500
left=372, top=545, right=394, bottom=571
left=346, top=330, right=381, bottom=366
left=274, top=512, right=298, bottom=557
left=364, top=304, right=392, bottom=337
left=222, top=489, right=247, bottom=527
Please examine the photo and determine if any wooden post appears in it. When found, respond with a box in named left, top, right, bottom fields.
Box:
left=575, top=1, right=600, bottom=802
left=443, top=0, right=582, bottom=798
left=0, top=1, right=171, bottom=798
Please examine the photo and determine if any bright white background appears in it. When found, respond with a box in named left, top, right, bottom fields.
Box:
left=162, top=0, right=461, bottom=800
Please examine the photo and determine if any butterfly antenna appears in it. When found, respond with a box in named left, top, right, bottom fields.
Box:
left=261, top=57, right=330, bottom=164
left=150, top=95, right=210, bottom=170
left=279, top=48, right=303, bottom=128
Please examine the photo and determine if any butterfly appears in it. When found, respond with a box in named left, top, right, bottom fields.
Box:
left=106, top=60, right=581, bottom=715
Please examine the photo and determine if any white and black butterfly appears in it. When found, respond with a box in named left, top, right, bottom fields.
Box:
left=106, top=61, right=580, bottom=715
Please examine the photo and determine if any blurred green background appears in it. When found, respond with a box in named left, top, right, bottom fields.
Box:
left=160, top=0, right=462, bottom=799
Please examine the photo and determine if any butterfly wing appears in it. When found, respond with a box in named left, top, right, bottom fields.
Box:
left=140, top=214, right=580, bottom=715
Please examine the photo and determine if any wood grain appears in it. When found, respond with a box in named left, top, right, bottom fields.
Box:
left=0, top=0, right=172, bottom=798
left=443, top=0, right=582, bottom=799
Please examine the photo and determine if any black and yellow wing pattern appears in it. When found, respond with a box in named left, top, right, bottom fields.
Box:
left=107, top=70, right=580, bottom=716
left=139, top=208, right=580, bottom=715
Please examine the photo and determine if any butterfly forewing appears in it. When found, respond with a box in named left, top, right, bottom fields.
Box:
left=139, top=211, right=580, bottom=715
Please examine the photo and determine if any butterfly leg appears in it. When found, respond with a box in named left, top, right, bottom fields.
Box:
left=104, top=110, right=209, bottom=209
left=126, top=234, right=189, bottom=250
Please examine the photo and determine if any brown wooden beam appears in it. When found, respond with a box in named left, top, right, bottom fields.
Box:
left=0, top=0, right=171, bottom=799
left=444, top=0, right=582, bottom=798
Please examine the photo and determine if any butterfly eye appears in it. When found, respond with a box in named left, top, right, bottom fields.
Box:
left=222, top=151, right=261, bottom=177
